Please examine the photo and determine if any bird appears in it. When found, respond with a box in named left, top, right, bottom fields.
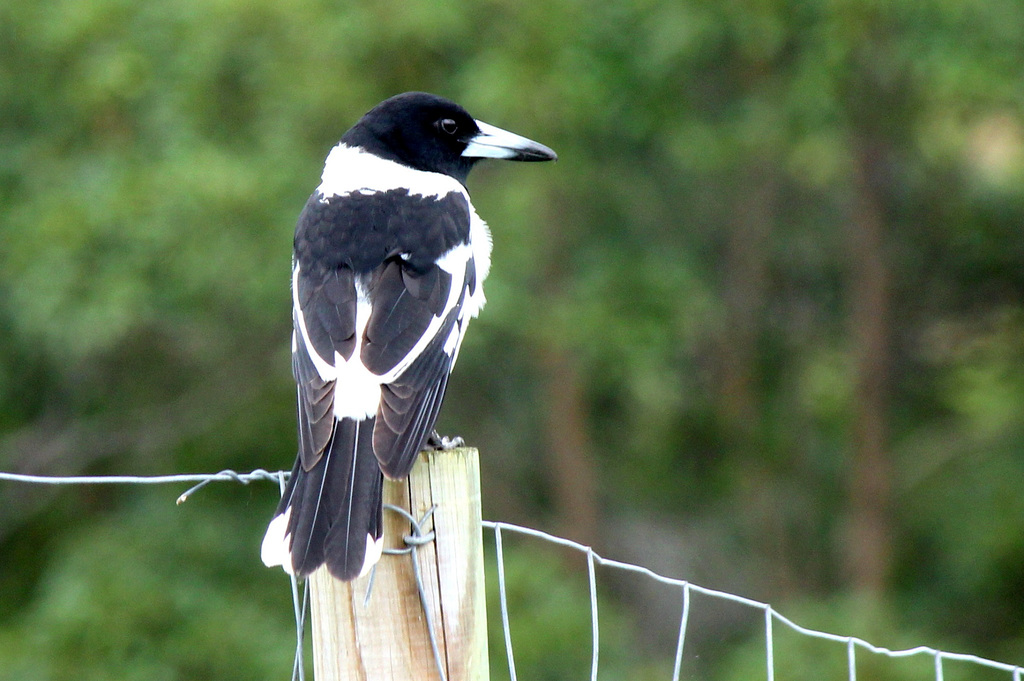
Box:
left=260, top=92, right=557, bottom=581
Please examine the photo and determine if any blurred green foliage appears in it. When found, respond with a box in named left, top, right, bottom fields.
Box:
left=2, top=0, right=1024, bottom=678
left=0, top=493, right=295, bottom=681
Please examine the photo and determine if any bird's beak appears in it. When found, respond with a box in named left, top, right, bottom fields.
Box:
left=462, top=120, right=558, bottom=162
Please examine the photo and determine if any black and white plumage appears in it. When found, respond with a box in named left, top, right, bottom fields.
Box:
left=261, top=92, right=556, bottom=581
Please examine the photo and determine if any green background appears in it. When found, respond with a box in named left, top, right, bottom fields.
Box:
left=2, top=0, right=1024, bottom=678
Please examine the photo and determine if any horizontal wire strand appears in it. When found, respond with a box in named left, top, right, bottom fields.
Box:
left=481, top=520, right=1024, bottom=678
left=1, top=471, right=1021, bottom=680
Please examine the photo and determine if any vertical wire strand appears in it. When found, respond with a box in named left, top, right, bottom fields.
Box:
left=288, top=577, right=307, bottom=681
left=276, top=470, right=306, bottom=681
left=765, top=606, right=775, bottom=681
left=587, top=548, right=599, bottom=681
left=934, top=652, right=944, bottom=681
left=494, top=526, right=518, bottom=681
left=410, top=539, right=447, bottom=681
left=671, top=584, right=691, bottom=681
left=847, top=638, right=856, bottom=681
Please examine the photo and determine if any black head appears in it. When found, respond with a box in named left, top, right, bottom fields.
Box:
left=341, top=92, right=556, bottom=184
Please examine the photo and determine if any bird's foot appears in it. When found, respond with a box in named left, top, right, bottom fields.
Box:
left=427, top=430, right=465, bottom=450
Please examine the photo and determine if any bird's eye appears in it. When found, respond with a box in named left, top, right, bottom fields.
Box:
left=438, top=118, right=459, bottom=135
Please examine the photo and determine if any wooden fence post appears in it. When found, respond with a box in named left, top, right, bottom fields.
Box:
left=308, top=447, right=489, bottom=681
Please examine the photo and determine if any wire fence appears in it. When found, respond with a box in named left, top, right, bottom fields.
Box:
left=1, top=467, right=1022, bottom=681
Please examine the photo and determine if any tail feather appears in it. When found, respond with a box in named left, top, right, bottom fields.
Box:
left=262, top=417, right=385, bottom=580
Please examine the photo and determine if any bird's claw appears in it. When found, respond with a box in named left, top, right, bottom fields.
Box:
left=427, top=431, right=465, bottom=450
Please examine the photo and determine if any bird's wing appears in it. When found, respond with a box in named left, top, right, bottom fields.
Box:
left=359, top=218, right=477, bottom=479
left=367, top=255, right=475, bottom=478
left=292, top=264, right=357, bottom=471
